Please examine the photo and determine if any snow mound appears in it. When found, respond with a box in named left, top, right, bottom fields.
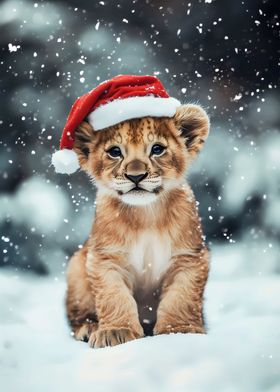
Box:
left=0, top=245, right=279, bottom=392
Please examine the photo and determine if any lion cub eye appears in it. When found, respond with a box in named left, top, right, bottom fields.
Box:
left=106, top=146, right=123, bottom=158
left=151, top=144, right=166, bottom=156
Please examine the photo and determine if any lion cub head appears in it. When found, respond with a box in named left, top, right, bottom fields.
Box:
left=73, top=104, right=209, bottom=206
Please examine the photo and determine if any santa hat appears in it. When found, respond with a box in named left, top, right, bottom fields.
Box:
left=52, top=74, right=181, bottom=174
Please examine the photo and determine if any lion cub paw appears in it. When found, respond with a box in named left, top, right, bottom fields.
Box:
left=154, top=324, right=206, bottom=335
left=74, top=323, right=98, bottom=342
left=88, top=328, right=141, bottom=348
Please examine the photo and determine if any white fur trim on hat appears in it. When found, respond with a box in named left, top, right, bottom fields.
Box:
left=52, top=149, right=80, bottom=174
left=87, top=96, right=181, bottom=131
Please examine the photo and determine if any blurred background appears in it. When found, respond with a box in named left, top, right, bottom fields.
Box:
left=0, top=0, right=279, bottom=276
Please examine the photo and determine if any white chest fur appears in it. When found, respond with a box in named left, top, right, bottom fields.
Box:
left=128, top=230, right=171, bottom=285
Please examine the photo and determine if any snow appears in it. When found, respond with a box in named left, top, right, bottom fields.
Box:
left=1, top=242, right=279, bottom=392
left=0, top=176, right=70, bottom=233
left=8, top=43, right=20, bottom=52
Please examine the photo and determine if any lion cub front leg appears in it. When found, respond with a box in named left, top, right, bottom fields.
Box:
left=154, top=251, right=209, bottom=336
left=87, top=253, right=144, bottom=348
left=66, top=248, right=98, bottom=342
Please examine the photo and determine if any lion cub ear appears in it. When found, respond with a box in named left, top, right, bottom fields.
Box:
left=174, top=104, right=210, bottom=158
left=73, top=121, right=94, bottom=167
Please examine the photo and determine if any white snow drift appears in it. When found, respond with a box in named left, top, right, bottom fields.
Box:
left=0, top=241, right=279, bottom=392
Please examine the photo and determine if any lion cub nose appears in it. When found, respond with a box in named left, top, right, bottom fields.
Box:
left=125, top=173, right=148, bottom=185
left=125, top=160, right=148, bottom=185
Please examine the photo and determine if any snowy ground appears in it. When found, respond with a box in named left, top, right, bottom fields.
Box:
left=1, top=243, right=280, bottom=392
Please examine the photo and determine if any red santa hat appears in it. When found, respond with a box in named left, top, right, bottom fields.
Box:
left=52, top=74, right=181, bottom=174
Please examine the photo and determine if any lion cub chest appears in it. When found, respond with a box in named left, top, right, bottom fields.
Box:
left=128, top=230, right=171, bottom=285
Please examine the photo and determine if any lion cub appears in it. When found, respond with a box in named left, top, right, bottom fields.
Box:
left=66, top=104, right=210, bottom=348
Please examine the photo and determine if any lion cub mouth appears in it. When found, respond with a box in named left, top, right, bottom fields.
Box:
left=118, top=186, right=161, bottom=206
left=124, top=186, right=162, bottom=195
left=128, top=186, right=148, bottom=194
left=117, top=187, right=146, bottom=196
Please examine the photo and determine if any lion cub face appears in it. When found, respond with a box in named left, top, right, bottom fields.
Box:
left=74, top=104, right=209, bottom=205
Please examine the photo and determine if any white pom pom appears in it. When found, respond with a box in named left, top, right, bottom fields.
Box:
left=51, top=149, right=80, bottom=174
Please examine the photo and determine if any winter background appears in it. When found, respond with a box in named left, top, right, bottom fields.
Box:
left=0, top=0, right=279, bottom=390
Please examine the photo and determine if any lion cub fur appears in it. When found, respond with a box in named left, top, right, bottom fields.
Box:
left=66, top=104, right=210, bottom=348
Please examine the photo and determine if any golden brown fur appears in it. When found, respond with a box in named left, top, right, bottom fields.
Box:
left=66, top=104, right=210, bottom=348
